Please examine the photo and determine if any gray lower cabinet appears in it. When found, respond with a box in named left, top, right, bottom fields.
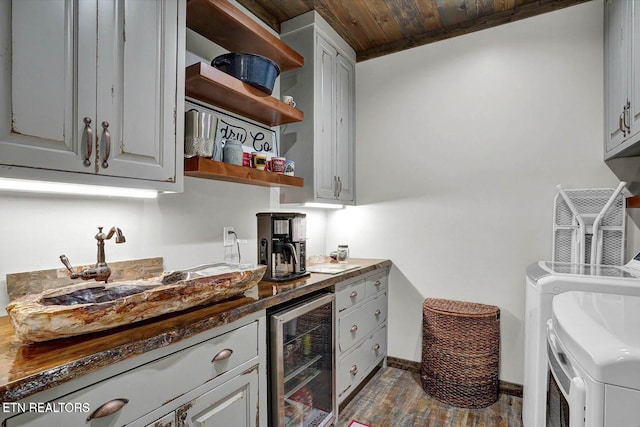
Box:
left=146, top=412, right=176, bottom=427
left=0, top=267, right=391, bottom=426
left=1, top=312, right=266, bottom=427
left=142, top=365, right=258, bottom=427
left=174, top=365, right=258, bottom=427
left=334, top=269, right=389, bottom=404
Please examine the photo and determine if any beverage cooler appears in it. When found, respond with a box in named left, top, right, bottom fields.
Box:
left=269, top=293, right=336, bottom=427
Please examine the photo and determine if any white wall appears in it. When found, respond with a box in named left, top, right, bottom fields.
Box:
left=326, top=0, right=628, bottom=385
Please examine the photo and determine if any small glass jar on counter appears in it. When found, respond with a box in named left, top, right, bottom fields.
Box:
left=337, top=244, right=349, bottom=264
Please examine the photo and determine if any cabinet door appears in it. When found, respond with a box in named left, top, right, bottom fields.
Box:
left=96, top=0, right=178, bottom=182
left=629, top=2, right=640, bottom=138
left=145, top=412, right=176, bottom=427
left=0, top=0, right=179, bottom=184
left=1, top=0, right=97, bottom=173
left=335, top=53, right=355, bottom=203
left=176, top=367, right=259, bottom=427
left=315, top=34, right=337, bottom=201
left=604, top=0, right=629, bottom=154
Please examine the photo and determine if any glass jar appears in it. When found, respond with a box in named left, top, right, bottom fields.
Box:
left=222, top=139, right=243, bottom=165
left=337, top=244, right=349, bottom=264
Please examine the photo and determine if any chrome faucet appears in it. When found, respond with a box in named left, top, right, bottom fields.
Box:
left=60, top=226, right=126, bottom=283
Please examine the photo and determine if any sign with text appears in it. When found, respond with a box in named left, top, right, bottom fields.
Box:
left=185, top=99, right=278, bottom=157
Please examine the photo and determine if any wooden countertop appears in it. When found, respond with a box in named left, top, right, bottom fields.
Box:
left=0, top=259, right=391, bottom=402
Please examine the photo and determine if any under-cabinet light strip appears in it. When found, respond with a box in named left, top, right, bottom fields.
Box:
left=0, top=178, right=158, bottom=199
left=303, top=202, right=344, bottom=209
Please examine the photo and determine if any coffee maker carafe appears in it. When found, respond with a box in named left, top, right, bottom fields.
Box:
left=257, top=212, right=309, bottom=282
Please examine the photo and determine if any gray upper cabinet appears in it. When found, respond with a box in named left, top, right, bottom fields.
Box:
left=604, top=0, right=640, bottom=159
left=335, top=53, right=355, bottom=203
left=280, top=11, right=356, bottom=205
left=0, top=0, right=185, bottom=192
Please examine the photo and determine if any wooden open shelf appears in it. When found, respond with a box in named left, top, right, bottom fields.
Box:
left=627, top=195, right=640, bottom=208
left=184, top=0, right=306, bottom=188
left=186, top=0, right=304, bottom=73
left=185, top=62, right=304, bottom=127
left=184, top=157, right=304, bottom=188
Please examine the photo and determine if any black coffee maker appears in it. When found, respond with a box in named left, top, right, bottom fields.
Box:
left=257, top=212, right=309, bottom=282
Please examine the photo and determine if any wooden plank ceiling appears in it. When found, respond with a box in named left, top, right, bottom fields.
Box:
left=235, top=0, right=591, bottom=62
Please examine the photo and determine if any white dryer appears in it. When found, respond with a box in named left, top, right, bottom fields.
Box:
left=523, top=255, right=640, bottom=427
left=547, top=291, right=640, bottom=427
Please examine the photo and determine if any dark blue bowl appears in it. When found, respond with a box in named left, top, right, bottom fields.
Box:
left=212, top=53, right=280, bottom=95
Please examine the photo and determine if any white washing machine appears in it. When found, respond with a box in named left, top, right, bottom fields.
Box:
left=547, top=291, right=640, bottom=426
left=523, top=255, right=640, bottom=427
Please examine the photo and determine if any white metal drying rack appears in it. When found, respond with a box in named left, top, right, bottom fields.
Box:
left=553, top=182, right=626, bottom=266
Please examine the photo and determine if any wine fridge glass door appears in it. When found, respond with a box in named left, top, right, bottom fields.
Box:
left=270, top=293, right=336, bottom=427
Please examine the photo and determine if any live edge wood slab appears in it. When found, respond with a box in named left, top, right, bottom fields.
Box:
left=6, top=264, right=267, bottom=343
left=0, top=259, right=391, bottom=402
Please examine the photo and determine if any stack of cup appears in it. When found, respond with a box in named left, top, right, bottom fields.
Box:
left=184, top=110, right=217, bottom=158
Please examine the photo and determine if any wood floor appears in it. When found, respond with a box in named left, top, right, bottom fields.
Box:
left=337, top=367, right=523, bottom=427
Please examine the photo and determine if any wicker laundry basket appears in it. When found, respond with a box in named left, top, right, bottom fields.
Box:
left=421, top=298, right=500, bottom=408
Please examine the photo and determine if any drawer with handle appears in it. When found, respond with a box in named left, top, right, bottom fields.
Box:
left=365, top=271, right=388, bottom=298
left=4, top=321, right=258, bottom=427
left=338, top=293, right=387, bottom=352
left=337, top=325, right=387, bottom=400
left=336, top=278, right=366, bottom=312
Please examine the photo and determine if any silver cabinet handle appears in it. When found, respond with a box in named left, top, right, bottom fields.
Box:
left=86, top=398, right=129, bottom=421
left=212, top=348, right=233, bottom=362
left=375, top=280, right=381, bottom=287
left=350, top=290, right=358, bottom=298
left=101, top=121, right=111, bottom=168
left=625, top=100, right=632, bottom=133
left=620, top=111, right=626, bottom=136
left=333, top=176, right=338, bottom=198
left=622, top=101, right=629, bottom=136
left=373, top=343, right=380, bottom=351
left=82, top=117, right=93, bottom=167
left=337, top=176, right=343, bottom=198
left=350, top=365, right=358, bottom=375
left=374, top=309, right=381, bottom=316
left=350, top=324, right=358, bottom=333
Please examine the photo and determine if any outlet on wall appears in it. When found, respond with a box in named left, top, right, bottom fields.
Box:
left=223, top=226, right=235, bottom=247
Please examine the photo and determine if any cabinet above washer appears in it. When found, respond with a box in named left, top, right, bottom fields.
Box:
left=604, top=0, right=640, bottom=160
